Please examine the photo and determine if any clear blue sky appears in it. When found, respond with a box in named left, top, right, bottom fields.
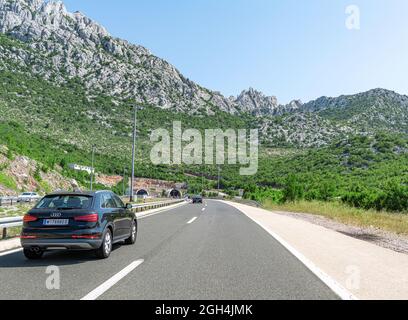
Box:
left=63, top=0, right=408, bottom=104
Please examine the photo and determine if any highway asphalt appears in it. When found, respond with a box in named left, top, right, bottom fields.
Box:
left=0, top=200, right=338, bottom=300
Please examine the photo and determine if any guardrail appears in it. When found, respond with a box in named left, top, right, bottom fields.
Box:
left=0, top=199, right=185, bottom=239
left=0, top=217, right=23, bottom=239
left=0, top=197, right=19, bottom=207
left=0, top=197, right=42, bottom=207
left=131, top=199, right=184, bottom=212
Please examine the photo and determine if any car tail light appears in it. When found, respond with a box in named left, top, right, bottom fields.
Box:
left=20, top=235, right=37, bottom=239
left=72, top=234, right=101, bottom=240
left=23, top=215, right=38, bottom=223
left=74, top=214, right=98, bottom=223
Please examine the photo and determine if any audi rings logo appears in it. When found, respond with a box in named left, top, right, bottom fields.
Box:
left=50, top=212, right=62, bottom=218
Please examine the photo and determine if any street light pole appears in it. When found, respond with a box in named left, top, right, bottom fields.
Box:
left=90, top=145, right=95, bottom=191
left=217, top=166, right=221, bottom=193
left=122, top=167, right=126, bottom=197
left=130, top=105, right=137, bottom=202
left=201, top=160, right=206, bottom=196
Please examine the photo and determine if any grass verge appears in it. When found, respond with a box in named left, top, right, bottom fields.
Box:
left=263, top=200, right=408, bottom=236
left=0, top=204, right=32, bottom=218
left=1, top=226, right=21, bottom=239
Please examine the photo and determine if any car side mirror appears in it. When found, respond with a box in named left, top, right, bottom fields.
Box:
left=126, top=203, right=133, bottom=210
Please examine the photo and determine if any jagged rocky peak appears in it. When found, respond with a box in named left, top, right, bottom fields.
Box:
left=0, top=0, right=110, bottom=44
left=234, top=88, right=279, bottom=116
left=287, top=99, right=303, bottom=109
left=232, top=88, right=304, bottom=116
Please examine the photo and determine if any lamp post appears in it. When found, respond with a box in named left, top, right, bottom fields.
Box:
left=202, top=170, right=204, bottom=195
left=217, top=166, right=221, bottom=193
left=90, top=144, right=95, bottom=191
left=130, top=105, right=137, bottom=202
left=123, top=167, right=126, bottom=197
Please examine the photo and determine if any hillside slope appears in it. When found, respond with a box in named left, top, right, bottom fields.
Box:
left=0, top=145, right=77, bottom=195
left=0, top=0, right=407, bottom=210
left=0, top=0, right=238, bottom=114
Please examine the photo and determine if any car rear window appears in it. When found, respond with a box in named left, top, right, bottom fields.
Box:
left=36, top=195, right=93, bottom=210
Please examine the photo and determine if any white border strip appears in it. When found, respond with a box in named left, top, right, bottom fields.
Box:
left=187, top=217, right=197, bottom=224
left=0, top=248, right=22, bottom=257
left=81, top=259, right=144, bottom=300
left=223, top=201, right=357, bottom=301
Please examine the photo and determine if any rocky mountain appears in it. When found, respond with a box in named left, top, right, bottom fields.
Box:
left=0, top=0, right=407, bottom=152
left=255, top=88, right=408, bottom=147
left=0, top=0, right=407, bottom=204
left=302, top=88, right=408, bottom=134
left=0, top=0, right=239, bottom=114
left=232, top=88, right=302, bottom=117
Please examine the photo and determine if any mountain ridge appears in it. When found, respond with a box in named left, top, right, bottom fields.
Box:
left=0, top=0, right=407, bottom=152
left=0, top=0, right=240, bottom=114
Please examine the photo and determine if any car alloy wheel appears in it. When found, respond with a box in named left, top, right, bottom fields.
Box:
left=125, top=221, right=137, bottom=245
left=104, top=231, right=112, bottom=255
left=131, top=224, right=136, bottom=242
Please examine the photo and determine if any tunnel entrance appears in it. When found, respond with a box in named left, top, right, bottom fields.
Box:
left=136, top=189, right=149, bottom=198
left=168, top=189, right=182, bottom=198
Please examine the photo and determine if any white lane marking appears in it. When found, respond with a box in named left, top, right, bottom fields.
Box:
left=81, top=259, right=144, bottom=300
left=0, top=248, right=22, bottom=257
left=187, top=217, right=197, bottom=224
left=201, top=208, right=206, bottom=212
left=222, top=201, right=357, bottom=301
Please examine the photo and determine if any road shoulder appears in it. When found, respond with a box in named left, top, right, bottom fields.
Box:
left=0, top=238, right=21, bottom=253
left=223, top=200, right=408, bottom=300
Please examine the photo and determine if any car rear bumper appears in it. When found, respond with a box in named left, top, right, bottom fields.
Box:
left=21, top=238, right=103, bottom=250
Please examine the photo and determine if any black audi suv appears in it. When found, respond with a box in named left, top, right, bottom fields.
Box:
left=21, top=191, right=137, bottom=260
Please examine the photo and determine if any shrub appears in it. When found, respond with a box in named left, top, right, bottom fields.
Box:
left=0, top=172, right=17, bottom=190
left=341, top=181, right=408, bottom=212
left=282, top=174, right=304, bottom=202
left=244, top=186, right=284, bottom=204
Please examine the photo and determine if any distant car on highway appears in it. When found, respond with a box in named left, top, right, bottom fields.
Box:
left=21, top=191, right=137, bottom=260
left=192, top=195, right=203, bottom=204
left=17, top=192, right=41, bottom=203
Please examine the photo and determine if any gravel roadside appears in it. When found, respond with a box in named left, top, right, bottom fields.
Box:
left=232, top=199, right=408, bottom=255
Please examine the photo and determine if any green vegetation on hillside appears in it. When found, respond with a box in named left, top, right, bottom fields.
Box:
left=0, top=171, right=17, bottom=190
left=0, top=34, right=407, bottom=214
left=242, top=134, right=408, bottom=212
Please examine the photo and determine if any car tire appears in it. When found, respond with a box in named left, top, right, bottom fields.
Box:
left=95, top=229, right=112, bottom=259
left=23, top=248, right=44, bottom=260
left=125, top=220, right=137, bottom=245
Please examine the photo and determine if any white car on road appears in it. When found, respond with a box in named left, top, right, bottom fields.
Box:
left=17, top=192, right=41, bottom=203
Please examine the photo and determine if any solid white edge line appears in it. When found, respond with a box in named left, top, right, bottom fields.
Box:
left=81, top=259, right=144, bottom=301
left=224, top=202, right=357, bottom=301
left=187, top=217, right=197, bottom=224
left=0, top=248, right=22, bottom=257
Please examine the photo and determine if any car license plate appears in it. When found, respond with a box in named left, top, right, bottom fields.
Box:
left=43, top=219, right=69, bottom=226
